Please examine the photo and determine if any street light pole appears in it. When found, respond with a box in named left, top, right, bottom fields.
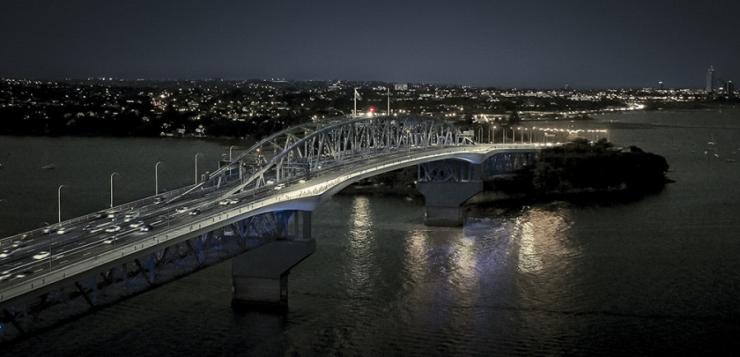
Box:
left=155, top=161, right=163, bottom=196
left=57, top=185, right=65, bottom=225
left=194, top=153, right=202, bottom=185
left=229, top=146, right=237, bottom=162
left=110, top=172, right=118, bottom=208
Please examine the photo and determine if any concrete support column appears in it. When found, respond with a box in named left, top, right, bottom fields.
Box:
left=417, top=162, right=483, bottom=226
left=417, top=181, right=483, bottom=226
left=232, top=211, right=314, bottom=309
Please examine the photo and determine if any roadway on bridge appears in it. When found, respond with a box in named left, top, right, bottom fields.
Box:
left=0, top=143, right=542, bottom=302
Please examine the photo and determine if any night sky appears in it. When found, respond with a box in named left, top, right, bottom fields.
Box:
left=2, top=0, right=739, bottom=88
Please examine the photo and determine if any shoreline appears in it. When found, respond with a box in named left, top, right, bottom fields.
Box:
left=1, top=107, right=736, bottom=140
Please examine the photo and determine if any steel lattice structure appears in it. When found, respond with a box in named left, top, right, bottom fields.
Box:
left=172, top=116, right=474, bottom=202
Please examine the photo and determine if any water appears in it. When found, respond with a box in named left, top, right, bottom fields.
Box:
left=1, top=109, right=740, bottom=355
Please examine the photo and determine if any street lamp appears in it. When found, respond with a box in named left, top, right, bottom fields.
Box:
left=57, top=185, right=65, bottom=225
left=155, top=161, right=163, bottom=196
left=229, top=146, right=238, bottom=162
left=110, top=172, right=118, bottom=208
left=194, top=153, right=202, bottom=185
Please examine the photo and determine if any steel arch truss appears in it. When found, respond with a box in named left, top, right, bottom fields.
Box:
left=198, top=116, right=473, bottom=198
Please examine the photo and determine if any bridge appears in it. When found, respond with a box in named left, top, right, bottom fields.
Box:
left=0, top=116, right=603, bottom=341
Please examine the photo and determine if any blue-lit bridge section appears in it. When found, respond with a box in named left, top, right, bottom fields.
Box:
left=0, top=116, right=606, bottom=342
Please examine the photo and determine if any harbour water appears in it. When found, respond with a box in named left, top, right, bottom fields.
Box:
left=1, top=109, right=739, bottom=355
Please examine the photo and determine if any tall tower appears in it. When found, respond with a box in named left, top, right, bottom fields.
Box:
left=706, top=65, right=715, bottom=93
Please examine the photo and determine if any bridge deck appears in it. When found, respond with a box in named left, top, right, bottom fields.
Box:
left=0, top=143, right=549, bottom=304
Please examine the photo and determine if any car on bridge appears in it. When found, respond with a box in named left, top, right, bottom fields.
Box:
left=219, top=198, right=240, bottom=206
left=15, top=270, right=34, bottom=279
left=56, top=227, right=68, bottom=235
left=139, top=224, right=153, bottom=232
left=123, top=212, right=139, bottom=222
left=188, top=209, right=201, bottom=216
left=105, top=225, right=122, bottom=233
left=33, top=251, right=50, bottom=260
left=175, top=206, right=189, bottom=214
left=129, top=221, right=145, bottom=228
left=0, top=249, right=12, bottom=259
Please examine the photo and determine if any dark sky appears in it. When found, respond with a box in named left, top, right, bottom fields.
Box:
left=1, top=0, right=739, bottom=88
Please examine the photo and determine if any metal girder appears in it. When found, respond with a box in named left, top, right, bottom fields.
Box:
left=189, top=116, right=473, bottom=199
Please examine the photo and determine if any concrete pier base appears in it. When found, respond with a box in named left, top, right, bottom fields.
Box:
left=417, top=181, right=483, bottom=226
left=231, top=211, right=314, bottom=309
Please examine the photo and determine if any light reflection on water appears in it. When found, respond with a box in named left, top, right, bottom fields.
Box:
left=347, top=196, right=374, bottom=296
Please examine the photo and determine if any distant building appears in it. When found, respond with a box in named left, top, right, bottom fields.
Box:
left=706, top=65, right=715, bottom=93
left=394, top=83, right=408, bottom=91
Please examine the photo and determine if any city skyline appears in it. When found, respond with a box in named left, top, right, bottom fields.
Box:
left=2, top=0, right=739, bottom=88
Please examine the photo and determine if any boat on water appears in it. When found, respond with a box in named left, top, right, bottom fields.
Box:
left=41, top=163, right=56, bottom=170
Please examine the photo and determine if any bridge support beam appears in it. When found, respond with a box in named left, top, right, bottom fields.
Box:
left=231, top=211, right=314, bottom=309
left=417, top=160, right=483, bottom=226
left=417, top=181, right=483, bottom=226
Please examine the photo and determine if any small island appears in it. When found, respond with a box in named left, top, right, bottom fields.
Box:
left=343, top=138, right=671, bottom=205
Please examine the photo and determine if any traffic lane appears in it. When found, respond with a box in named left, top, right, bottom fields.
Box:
left=0, top=188, right=217, bottom=267
left=0, top=188, right=228, bottom=283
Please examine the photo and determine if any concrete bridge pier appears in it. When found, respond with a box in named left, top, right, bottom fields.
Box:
left=416, top=160, right=484, bottom=226
left=231, top=210, right=314, bottom=309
